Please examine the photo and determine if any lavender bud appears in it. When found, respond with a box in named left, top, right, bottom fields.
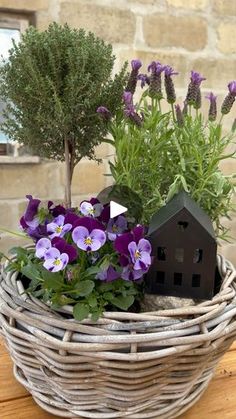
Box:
left=186, top=70, right=206, bottom=106
left=182, top=100, right=188, bottom=116
left=138, top=73, right=150, bottom=89
left=221, top=82, right=236, bottom=115
left=148, top=61, right=165, bottom=100
left=205, top=92, right=217, bottom=121
left=125, top=59, right=142, bottom=94
left=164, top=66, right=178, bottom=104
left=194, top=87, right=202, bottom=110
left=175, top=104, right=184, bottom=127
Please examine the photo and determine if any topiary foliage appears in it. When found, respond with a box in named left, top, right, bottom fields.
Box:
left=0, top=23, right=127, bottom=206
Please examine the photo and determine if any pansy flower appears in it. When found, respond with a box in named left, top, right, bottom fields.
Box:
left=72, top=217, right=106, bottom=251
left=107, top=215, right=127, bottom=241
left=80, top=198, right=103, bottom=218
left=43, top=248, right=69, bottom=272
left=96, top=265, right=120, bottom=282
left=35, top=238, right=52, bottom=258
left=46, top=215, right=72, bottom=239
left=20, top=195, right=41, bottom=230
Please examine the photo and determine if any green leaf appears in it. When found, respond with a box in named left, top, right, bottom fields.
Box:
left=21, top=263, right=41, bottom=281
left=82, top=266, right=101, bottom=278
left=42, top=269, right=64, bottom=290
left=9, top=246, right=28, bottom=258
left=75, top=280, right=95, bottom=296
left=0, top=252, right=7, bottom=262
left=110, top=295, right=134, bottom=311
left=88, top=294, right=97, bottom=308
left=73, top=303, right=90, bottom=321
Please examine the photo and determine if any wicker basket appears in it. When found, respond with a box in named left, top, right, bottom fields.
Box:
left=0, top=254, right=236, bottom=419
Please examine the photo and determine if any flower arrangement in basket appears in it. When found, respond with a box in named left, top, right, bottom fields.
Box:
left=0, top=23, right=236, bottom=419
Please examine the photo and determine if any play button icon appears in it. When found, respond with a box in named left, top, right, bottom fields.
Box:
left=110, top=201, right=127, bottom=219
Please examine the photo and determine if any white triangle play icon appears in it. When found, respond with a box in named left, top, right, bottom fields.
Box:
left=110, top=200, right=128, bottom=218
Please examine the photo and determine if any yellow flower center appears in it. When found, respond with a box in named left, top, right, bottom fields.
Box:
left=53, top=258, right=61, bottom=266
left=88, top=208, right=95, bottom=215
left=135, top=250, right=141, bottom=260
left=112, top=225, right=118, bottom=232
left=84, top=237, right=92, bottom=245
left=56, top=226, right=62, bottom=234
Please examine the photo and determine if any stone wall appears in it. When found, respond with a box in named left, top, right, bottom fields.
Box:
left=0, top=0, right=235, bottom=264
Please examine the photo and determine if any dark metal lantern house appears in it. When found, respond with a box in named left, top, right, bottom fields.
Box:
left=145, top=191, right=217, bottom=299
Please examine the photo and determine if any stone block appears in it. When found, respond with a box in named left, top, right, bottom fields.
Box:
left=0, top=235, right=31, bottom=256
left=60, top=2, right=135, bottom=44
left=143, top=14, right=207, bottom=51
left=212, top=0, right=236, bottom=16
left=167, top=0, right=208, bottom=10
left=0, top=0, right=49, bottom=11
left=71, top=160, right=106, bottom=195
left=117, top=49, right=189, bottom=86
left=221, top=244, right=236, bottom=267
left=0, top=162, right=64, bottom=200
left=0, top=202, right=14, bottom=230
left=188, top=58, right=236, bottom=89
left=217, top=23, right=236, bottom=54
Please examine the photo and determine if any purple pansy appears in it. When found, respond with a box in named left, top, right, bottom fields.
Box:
left=72, top=226, right=106, bottom=251
left=80, top=199, right=103, bottom=218
left=35, top=238, right=52, bottom=258
left=20, top=195, right=41, bottom=229
left=107, top=216, right=127, bottom=241
left=43, top=248, right=69, bottom=272
left=128, top=239, right=152, bottom=270
left=48, top=201, right=66, bottom=217
left=72, top=217, right=106, bottom=251
left=46, top=215, right=72, bottom=239
left=121, top=265, right=145, bottom=281
left=52, top=237, right=77, bottom=263
left=96, top=265, right=120, bottom=282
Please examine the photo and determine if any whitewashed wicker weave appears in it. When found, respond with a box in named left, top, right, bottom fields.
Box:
left=0, top=254, right=236, bottom=419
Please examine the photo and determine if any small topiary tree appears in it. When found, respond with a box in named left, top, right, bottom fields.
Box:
left=0, top=23, right=127, bottom=207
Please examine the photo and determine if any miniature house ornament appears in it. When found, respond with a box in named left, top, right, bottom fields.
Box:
left=145, top=191, right=217, bottom=300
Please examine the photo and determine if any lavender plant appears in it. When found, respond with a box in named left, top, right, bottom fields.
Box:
left=0, top=23, right=127, bottom=207
left=99, top=61, right=236, bottom=240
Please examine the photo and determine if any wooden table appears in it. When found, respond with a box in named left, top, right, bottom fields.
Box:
left=1, top=338, right=236, bottom=418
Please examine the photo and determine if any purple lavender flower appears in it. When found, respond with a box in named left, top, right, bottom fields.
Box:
left=148, top=61, right=166, bottom=99
left=221, top=81, right=236, bottom=115
left=96, top=265, right=120, bottom=282
left=123, top=91, right=143, bottom=127
left=47, top=215, right=72, bottom=239
left=80, top=199, right=103, bottom=218
left=138, top=73, right=150, bottom=88
left=96, top=106, right=112, bottom=121
left=35, top=238, right=52, bottom=258
left=128, top=239, right=151, bottom=270
left=186, top=70, right=206, bottom=107
left=205, top=92, right=217, bottom=121
left=20, top=195, right=41, bottom=230
left=107, top=215, right=127, bottom=241
left=164, top=66, right=178, bottom=104
left=175, top=104, right=184, bottom=127
left=125, top=59, right=142, bottom=94
left=43, top=248, right=69, bottom=272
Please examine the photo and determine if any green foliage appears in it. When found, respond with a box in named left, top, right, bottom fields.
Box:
left=108, top=100, right=235, bottom=240
left=0, top=23, right=127, bottom=163
left=6, top=246, right=140, bottom=321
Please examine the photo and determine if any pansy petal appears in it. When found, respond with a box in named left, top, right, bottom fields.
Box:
left=54, top=215, right=65, bottom=226
left=108, top=232, right=116, bottom=241
left=76, top=238, right=89, bottom=251
left=93, top=203, right=103, bottom=217
left=64, top=212, right=80, bottom=226
left=24, top=195, right=41, bottom=222
left=43, top=258, right=55, bottom=271
left=128, top=242, right=138, bottom=264
left=35, top=238, right=51, bottom=258
left=72, top=226, right=89, bottom=244
left=116, top=215, right=127, bottom=230
left=44, top=247, right=60, bottom=259
left=90, top=229, right=106, bottom=247
left=114, top=232, right=133, bottom=255
left=52, top=237, right=66, bottom=252
left=132, top=225, right=145, bottom=243
left=73, top=216, right=105, bottom=232
left=46, top=222, right=58, bottom=233
left=65, top=244, right=78, bottom=262
left=26, top=217, right=40, bottom=229
left=60, top=253, right=69, bottom=268
left=80, top=202, right=94, bottom=216
left=62, top=223, right=72, bottom=234
left=90, top=238, right=104, bottom=251
left=138, top=238, right=152, bottom=254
